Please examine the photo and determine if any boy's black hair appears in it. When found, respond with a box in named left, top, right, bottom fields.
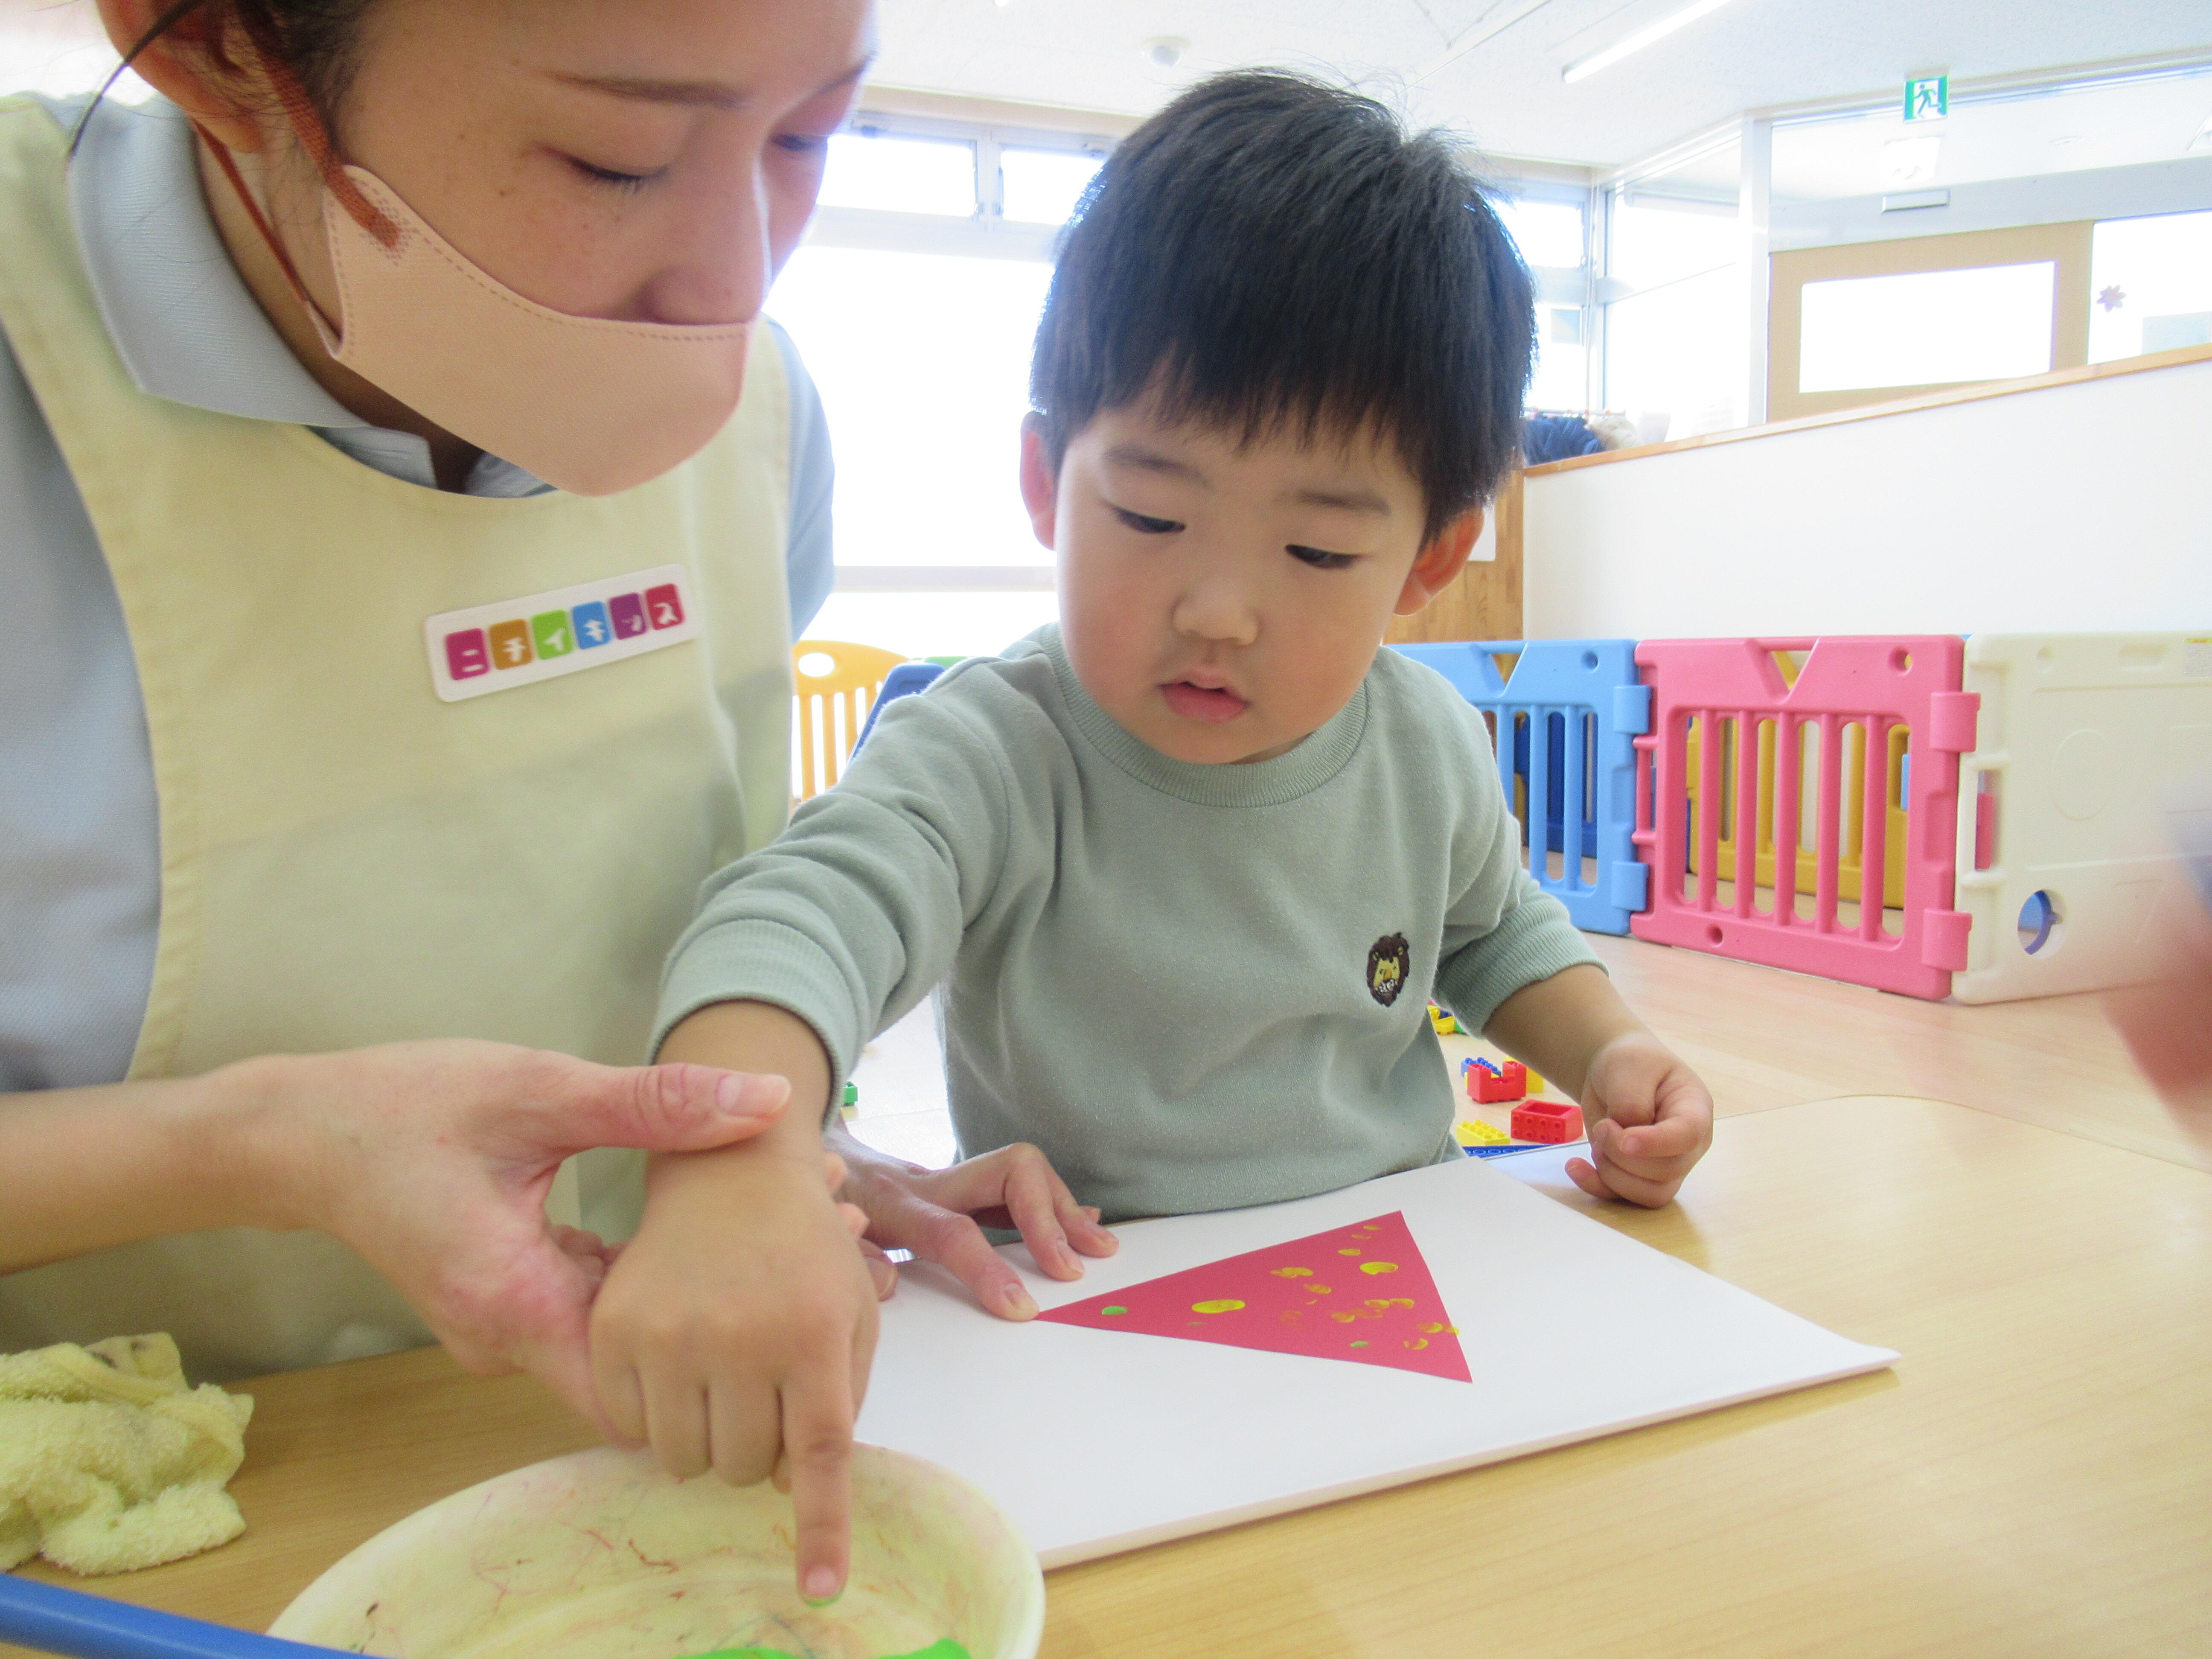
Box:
left=1030, top=70, right=1535, bottom=542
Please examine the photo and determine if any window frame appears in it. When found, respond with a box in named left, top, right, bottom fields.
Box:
left=1496, top=178, right=1601, bottom=412
left=807, top=111, right=1116, bottom=269
left=1767, top=222, right=2093, bottom=420
left=794, top=112, right=1603, bottom=605
left=793, top=110, right=1115, bottom=602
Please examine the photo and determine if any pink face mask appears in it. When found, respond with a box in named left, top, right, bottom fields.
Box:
left=203, top=52, right=752, bottom=497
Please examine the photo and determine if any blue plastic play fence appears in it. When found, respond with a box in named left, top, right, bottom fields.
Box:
left=1390, top=640, right=1651, bottom=934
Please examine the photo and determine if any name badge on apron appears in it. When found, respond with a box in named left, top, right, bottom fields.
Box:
left=426, top=565, right=698, bottom=702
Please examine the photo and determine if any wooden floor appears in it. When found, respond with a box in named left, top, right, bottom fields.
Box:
left=1582, top=932, right=2203, bottom=1170
left=848, top=932, right=2203, bottom=1174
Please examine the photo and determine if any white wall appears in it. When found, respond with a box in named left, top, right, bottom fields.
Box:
left=1524, top=352, right=2212, bottom=640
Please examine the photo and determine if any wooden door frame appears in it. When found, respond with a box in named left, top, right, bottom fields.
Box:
left=1385, top=470, right=1524, bottom=645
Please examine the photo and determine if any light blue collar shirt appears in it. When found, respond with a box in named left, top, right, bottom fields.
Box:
left=0, top=92, right=835, bottom=1089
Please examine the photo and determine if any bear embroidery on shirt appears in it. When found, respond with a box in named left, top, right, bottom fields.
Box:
left=1366, top=933, right=1411, bottom=1006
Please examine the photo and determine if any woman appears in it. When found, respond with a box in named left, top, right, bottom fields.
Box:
left=0, top=0, right=878, bottom=1589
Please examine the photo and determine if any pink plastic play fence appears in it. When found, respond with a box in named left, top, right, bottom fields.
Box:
left=1630, top=636, right=1979, bottom=1000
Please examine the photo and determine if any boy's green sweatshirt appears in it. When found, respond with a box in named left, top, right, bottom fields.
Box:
left=656, top=627, right=1600, bottom=1222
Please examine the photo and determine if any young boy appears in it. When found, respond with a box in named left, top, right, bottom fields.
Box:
left=588, top=71, right=1714, bottom=1599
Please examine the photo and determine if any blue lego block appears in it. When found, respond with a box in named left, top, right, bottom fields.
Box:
left=851, top=660, right=947, bottom=755
left=1391, top=639, right=1648, bottom=934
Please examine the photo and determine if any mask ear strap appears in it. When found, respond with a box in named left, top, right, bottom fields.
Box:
left=195, top=121, right=340, bottom=335
left=239, top=17, right=400, bottom=249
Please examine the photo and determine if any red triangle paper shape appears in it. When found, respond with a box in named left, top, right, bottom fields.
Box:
left=1038, top=1211, right=1470, bottom=1382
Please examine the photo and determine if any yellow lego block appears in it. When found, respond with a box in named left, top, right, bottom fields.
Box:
left=1427, top=1003, right=1459, bottom=1035
left=1454, top=1118, right=1511, bottom=1146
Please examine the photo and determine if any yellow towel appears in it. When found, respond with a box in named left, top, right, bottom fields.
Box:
left=0, top=1333, right=253, bottom=1575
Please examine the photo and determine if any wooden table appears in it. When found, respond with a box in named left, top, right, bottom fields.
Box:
left=12, top=1095, right=2212, bottom=1658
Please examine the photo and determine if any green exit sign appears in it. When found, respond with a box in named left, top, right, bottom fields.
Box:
left=1905, top=76, right=1948, bottom=121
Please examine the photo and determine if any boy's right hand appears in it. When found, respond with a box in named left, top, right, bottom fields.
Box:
left=827, top=1122, right=1118, bottom=1319
left=588, top=1138, right=880, bottom=1604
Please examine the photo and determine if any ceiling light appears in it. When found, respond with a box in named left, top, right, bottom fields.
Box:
left=1144, top=36, right=1188, bottom=69
left=1562, top=0, right=1739, bottom=85
left=2188, top=114, right=2212, bottom=154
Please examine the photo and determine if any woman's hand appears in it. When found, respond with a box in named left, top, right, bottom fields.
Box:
left=1565, top=1031, right=1715, bottom=1207
left=827, top=1121, right=1118, bottom=1319
left=271, top=1042, right=798, bottom=1424
left=0, top=1042, right=796, bottom=1429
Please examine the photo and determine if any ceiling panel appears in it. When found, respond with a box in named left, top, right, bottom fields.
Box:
left=866, top=0, right=2212, bottom=169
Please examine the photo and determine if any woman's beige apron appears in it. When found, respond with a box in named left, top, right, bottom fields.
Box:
left=0, top=97, right=795, bottom=1380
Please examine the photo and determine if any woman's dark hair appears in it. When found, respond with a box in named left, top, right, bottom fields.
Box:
left=79, top=0, right=376, bottom=147
left=1030, top=70, right=1535, bottom=539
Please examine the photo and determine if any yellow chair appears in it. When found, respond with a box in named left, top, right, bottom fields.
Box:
left=792, top=638, right=909, bottom=801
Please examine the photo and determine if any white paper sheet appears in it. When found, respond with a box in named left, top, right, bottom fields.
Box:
left=854, top=1151, right=1895, bottom=1566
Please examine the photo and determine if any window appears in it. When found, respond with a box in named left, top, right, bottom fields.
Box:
left=1495, top=192, right=1593, bottom=410
left=1798, top=263, right=2055, bottom=392
left=2087, top=209, right=2212, bottom=364
left=1767, top=223, right=2088, bottom=420
left=774, top=113, right=1123, bottom=658
left=771, top=244, right=1057, bottom=655
left=1528, top=306, right=1589, bottom=411
left=1001, top=147, right=1104, bottom=227
left=1496, top=196, right=1585, bottom=270
left=1605, top=264, right=1745, bottom=431
left=1601, top=184, right=1743, bottom=433
left=1609, top=195, right=1736, bottom=291
left=817, top=132, right=978, bottom=218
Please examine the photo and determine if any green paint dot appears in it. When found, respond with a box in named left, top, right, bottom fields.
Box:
left=1101, top=1305, right=1128, bottom=1316
left=1350, top=1341, right=1370, bottom=1348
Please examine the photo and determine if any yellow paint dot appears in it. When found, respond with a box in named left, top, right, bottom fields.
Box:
left=1338, top=1248, right=1361, bottom=1256
left=1329, top=1311, right=1357, bottom=1324
left=1359, top=1261, right=1399, bottom=1275
left=1191, top=1299, right=1245, bottom=1315
left=1445, top=1325, right=1460, bottom=1336
left=1271, top=1266, right=1312, bottom=1278
left=1365, top=1298, right=1392, bottom=1310
left=1419, top=1321, right=1443, bottom=1334
left=1405, top=1338, right=1429, bottom=1350
left=1305, top=1284, right=1333, bottom=1295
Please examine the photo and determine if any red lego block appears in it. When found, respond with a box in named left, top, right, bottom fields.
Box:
left=1511, top=1100, right=1583, bottom=1144
left=1467, top=1059, right=1527, bottom=1104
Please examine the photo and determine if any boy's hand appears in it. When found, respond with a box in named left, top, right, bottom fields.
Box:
left=588, top=1141, right=880, bottom=1604
left=1565, top=1030, right=1713, bottom=1207
left=827, top=1121, right=1118, bottom=1319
